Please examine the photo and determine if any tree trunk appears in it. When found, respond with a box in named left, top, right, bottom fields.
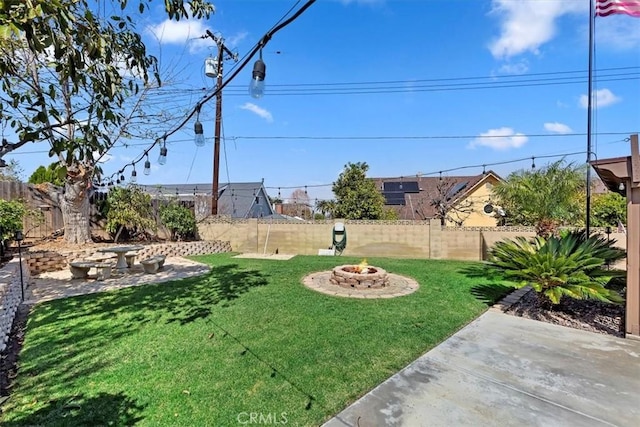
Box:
left=60, top=164, right=93, bottom=244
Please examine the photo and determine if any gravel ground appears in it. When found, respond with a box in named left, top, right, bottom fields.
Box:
left=505, top=289, right=625, bottom=338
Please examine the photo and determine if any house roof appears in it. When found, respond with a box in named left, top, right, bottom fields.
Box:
left=136, top=182, right=274, bottom=218
left=371, top=172, right=502, bottom=220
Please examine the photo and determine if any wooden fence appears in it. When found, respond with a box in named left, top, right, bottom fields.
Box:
left=0, top=181, right=65, bottom=240
left=0, top=181, right=194, bottom=241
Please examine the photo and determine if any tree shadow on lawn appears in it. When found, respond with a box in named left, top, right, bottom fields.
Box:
left=2, top=391, right=146, bottom=427
left=459, top=264, right=515, bottom=306
left=8, top=264, right=268, bottom=410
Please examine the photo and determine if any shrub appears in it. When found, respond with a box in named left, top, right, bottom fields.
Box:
left=487, top=230, right=625, bottom=305
left=0, top=199, right=26, bottom=241
left=159, top=201, right=196, bottom=241
left=105, top=186, right=156, bottom=242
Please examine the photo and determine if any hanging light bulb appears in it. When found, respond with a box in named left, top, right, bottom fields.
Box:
left=194, top=121, right=205, bottom=147
left=619, top=182, right=625, bottom=191
left=249, top=50, right=266, bottom=98
left=120, top=173, right=125, bottom=183
left=158, top=144, right=167, bottom=165
left=531, top=157, right=536, bottom=169
left=130, top=166, right=137, bottom=183
left=194, top=107, right=205, bottom=147
left=143, top=155, right=151, bottom=175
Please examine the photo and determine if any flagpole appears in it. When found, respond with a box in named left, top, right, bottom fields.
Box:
left=586, top=0, right=595, bottom=236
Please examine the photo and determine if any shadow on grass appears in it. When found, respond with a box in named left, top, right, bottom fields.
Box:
left=458, top=264, right=514, bottom=306
left=470, top=283, right=515, bottom=306
left=2, top=392, right=145, bottom=426
left=7, top=263, right=268, bottom=412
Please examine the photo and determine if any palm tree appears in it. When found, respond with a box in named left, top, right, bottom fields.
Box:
left=493, top=160, right=586, bottom=237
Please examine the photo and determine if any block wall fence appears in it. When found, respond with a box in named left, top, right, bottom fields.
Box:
left=0, top=259, right=29, bottom=353
left=197, top=218, right=627, bottom=261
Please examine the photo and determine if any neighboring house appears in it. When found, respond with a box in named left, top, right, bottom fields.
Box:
left=372, top=172, right=504, bottom=226
left=137, top=182, right=277, bottom=219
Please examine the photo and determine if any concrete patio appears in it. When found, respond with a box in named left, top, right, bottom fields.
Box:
left=324, top=310, right=640, bottom=427
left=25, top=256, right=210, bottom=304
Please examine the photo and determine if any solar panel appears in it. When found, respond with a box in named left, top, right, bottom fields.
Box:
left=382, top=192, right=406, bottom=205
left=446, top=181, right=468, bottom=200
left=383, top=182, right=403, bottom=192
left=383, top=181, right=420, bottom=193
left=402, top=181, right=420, bottom=193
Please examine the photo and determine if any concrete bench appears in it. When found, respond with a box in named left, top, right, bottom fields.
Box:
left=140, top=255, right=166, bottom=274
left=124, top=252, right=138, bottom=268
left=87, top=253, right=116, bottom=263
left=69, top=261, right=113, bottom=280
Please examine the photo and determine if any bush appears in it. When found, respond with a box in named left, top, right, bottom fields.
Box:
left=0, top=199, right=27, bottom=241
left=105, top=186, right=156, bottom=242
left=487, top=230, right=625, bottom=305
left=159, top=201, right=196, bottom=241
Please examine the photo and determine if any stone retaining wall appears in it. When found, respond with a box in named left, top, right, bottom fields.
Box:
left=22, top=240, right=232, bottom=275
left=0, top=259, right=29, bottom=353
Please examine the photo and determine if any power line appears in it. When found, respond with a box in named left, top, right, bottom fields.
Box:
left=262, top=145, right=628, bottom=192
left=10, top=131, right=633, bottom=155
left=102, top=0, right=318, bottom=183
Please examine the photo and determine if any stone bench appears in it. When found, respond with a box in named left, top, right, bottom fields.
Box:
left=69, top=261, right=113, bottom=280
left=124, top=252, right=138, bottom=268
left=140, top=255, right=166, bottom=274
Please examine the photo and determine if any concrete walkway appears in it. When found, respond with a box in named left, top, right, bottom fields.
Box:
left=25, top=256, right=210, bottom=304
left=324, top=310, right=640, bottom=427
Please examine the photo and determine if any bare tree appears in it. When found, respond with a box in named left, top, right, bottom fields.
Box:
left=416, top=178, right=474, bottom=226
left=285, top=189, right=312, bottom=219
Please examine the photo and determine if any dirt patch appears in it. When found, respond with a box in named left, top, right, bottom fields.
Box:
left=505, top=289, right=625, bottom=338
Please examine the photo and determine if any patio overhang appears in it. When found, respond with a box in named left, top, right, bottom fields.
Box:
left=590, top=134, right=640, bottom=339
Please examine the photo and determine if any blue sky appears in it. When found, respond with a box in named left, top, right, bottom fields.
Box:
left=5, top=0, right=640, bottom=203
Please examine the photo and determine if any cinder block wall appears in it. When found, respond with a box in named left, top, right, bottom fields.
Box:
left=198, top=218, right=626, bottom=262
left=198, top=218, right=432, bottom=258
left=0, top=259, right=30, bottom=352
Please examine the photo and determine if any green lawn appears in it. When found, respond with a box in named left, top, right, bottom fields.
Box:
left=1, top=254, right=511, bottom=426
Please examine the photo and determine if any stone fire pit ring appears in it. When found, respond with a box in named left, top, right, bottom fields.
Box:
left=303, top=269, right=419, bottom=299
left=331, top=264, right=389, bottom=289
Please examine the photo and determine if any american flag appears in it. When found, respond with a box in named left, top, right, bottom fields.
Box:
left=596, top=0, right=640, bottom=17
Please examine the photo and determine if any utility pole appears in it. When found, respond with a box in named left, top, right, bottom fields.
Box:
left=205, top=30, right=237, bottom=215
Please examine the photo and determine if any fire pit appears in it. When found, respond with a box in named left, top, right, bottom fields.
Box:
left=330, top=259, right=389, bottom=289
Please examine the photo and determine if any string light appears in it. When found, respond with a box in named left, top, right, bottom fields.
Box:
left=531, top=157, right=536, bottom=169
left=158, top=139, right=167, bottom=165
left=97, top=1, right=317, bottom=184
left=194, top=106, right=205, bottom=147
left=249, top=48, right=266, bottom=98
left=130, top=164, right=137, bottom=183
left=143, top=154, right=151, bottom=175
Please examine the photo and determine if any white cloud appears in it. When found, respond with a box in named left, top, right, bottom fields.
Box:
left=225, top=31, right=248, bottom=48
left=579, top=88, right=621, bottom=109
left=488, top=0, right=585, bottom=59
left=497, top=59, right=529, bottom=75
left=240, top=102, right=273, bottom=123
left=544, top=122, right=572, bottom=134
left=93, top=151, right=113, bottom=163
left=469, top=127, right=528, bottom=150
left=146, top=19, right=210, bottom=53
left=597, top=17, right=640, bottom=51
